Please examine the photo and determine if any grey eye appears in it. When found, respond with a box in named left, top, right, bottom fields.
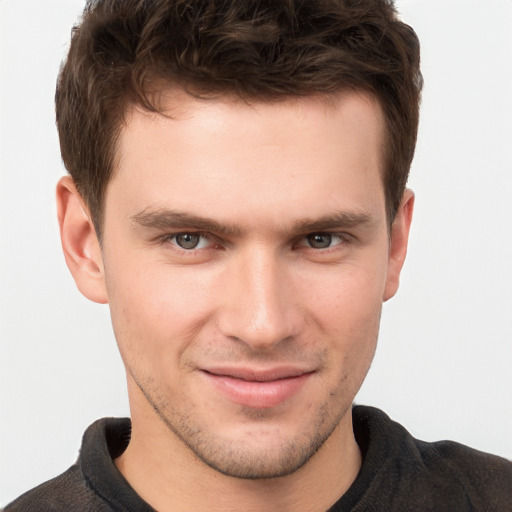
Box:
left=306, top=233, right=332, bottom=249
left=175, top=233, right=201, bottom=249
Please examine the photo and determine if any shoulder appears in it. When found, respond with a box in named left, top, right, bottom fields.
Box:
left=412, top=437, right=512, bottom=509
left=3, top=464, right=112, bottom=512
left=352, top=405, right=512, bottom=511
left=4, top=417, right=132, bottom=512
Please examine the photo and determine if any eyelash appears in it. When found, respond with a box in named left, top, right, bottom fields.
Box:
left=159, top=232, right=217, bottom=252
left=158, top=231, right=352, bottom=254
left=297, top=233, right=350, bottom=250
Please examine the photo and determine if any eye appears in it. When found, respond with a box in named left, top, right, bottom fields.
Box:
left=301, top=233, right=345, bottom=249
left=171, top=233, right=211, bottom=250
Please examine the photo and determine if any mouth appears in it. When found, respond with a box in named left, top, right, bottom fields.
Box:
left=200, top=366, right=314, bottom=408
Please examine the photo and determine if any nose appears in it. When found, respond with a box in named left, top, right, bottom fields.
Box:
left=217, top=246, right=303, bottom=351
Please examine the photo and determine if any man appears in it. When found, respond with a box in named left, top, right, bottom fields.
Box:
left=5, top=0, right=511, bottom=510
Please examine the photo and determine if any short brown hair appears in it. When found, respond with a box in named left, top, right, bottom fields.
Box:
left=56, top=0, right=422, bottom=231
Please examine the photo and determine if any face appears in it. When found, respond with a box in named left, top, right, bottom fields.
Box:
left=92, top=91, right=409, bottom=479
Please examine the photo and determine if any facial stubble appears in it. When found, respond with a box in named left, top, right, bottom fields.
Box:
left=130, top=368, right=353, bottom=480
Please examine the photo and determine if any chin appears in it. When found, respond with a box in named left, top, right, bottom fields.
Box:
left=159, top=404, right=346, bottom=480
left=189, top=434, right=327, bottom=480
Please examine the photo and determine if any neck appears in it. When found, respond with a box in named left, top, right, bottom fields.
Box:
left=115, top=385, right=361, bottom=512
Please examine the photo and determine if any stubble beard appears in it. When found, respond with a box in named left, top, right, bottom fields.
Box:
left=132, top=373, right=349, bottom=480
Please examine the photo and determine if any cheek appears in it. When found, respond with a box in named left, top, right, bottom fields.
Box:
left=105, top=261, right=218, bottom=363
left=305, top=259, right=386, bottom=330
left=303, top=263, right=385, bottom=379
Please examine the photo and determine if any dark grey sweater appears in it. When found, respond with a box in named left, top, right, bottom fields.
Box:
left=5, top=406, right=512, bottom=511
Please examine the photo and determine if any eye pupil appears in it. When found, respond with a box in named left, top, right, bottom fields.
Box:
left=307, top=233, right=332, bottom=249
left=176, top=233, right=200, bottom=249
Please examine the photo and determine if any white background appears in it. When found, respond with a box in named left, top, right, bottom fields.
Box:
left=1, top=0, right=511, bottom=505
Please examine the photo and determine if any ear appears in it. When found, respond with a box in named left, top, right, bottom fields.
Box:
left=383, top=189, right=414, bottom=302
left=57, top=176, right=108, bottom=304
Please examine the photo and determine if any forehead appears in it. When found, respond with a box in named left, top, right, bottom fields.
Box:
left=107, top=91, right=386, bottom=229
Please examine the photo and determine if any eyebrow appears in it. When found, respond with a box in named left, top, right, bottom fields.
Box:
left=131, top=209, right=243, bottom=236
left=130, top=208, right=376, bottom=236
left=291, top=210, right=375, bottom=233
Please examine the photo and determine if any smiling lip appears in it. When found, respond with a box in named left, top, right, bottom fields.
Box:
left=200, top=366, right=314, bottom=408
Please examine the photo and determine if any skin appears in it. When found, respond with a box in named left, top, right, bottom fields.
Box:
left=57, top=90, right=414, bottom=511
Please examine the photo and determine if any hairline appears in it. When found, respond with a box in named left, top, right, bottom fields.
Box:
left=91, top=84, right=395, bottom=243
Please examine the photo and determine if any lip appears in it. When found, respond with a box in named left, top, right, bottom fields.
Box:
left=200, top=366, right=314, bottom=408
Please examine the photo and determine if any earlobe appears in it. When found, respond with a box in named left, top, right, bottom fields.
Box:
left=57, top=176, right=108, bottom=304
left=383, top=189, right=415, bottom=302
